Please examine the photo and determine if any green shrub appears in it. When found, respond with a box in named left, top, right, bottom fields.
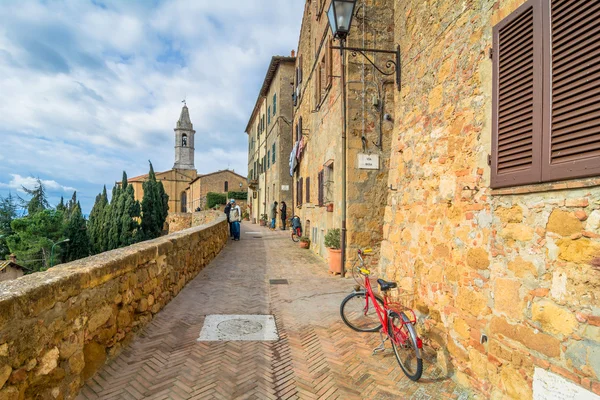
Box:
left=206, top=192, right=227, bottom=209
left=300, top=236, right=310, bottom=243
left=227, top=191, right=247, bottom=201
left=324, top=228, right=341, bottom=249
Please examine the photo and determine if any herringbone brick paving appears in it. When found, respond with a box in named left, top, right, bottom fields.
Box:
left=78, top=225, right=473, bottom=400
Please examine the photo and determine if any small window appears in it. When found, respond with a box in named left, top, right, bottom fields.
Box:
left=267, top=150, right=270, bottom=168
left=268, top=106, right=271, bottom=125
left=272, top=143, right=276, bottom=164
left=182, top=134, right=187, bottom=147
left=273, top=93, right=277, bottom=115
left=306, top=177, right=310, bottom=203
left=297, top=177, right=303, bottom=206
left=224, top=181, right=228, bottom=192
left=181, top=191, right=187, bottom=212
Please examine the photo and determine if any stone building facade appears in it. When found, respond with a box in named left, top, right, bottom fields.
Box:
left=291, top=0, right=394, bottom=266
left=246, top=56, right=295, bottom=224
left=0, top=255, right=25, bottom=282
left=379, top=0, right=600, bottom=398
left=185, top=169, right=248, bottom=212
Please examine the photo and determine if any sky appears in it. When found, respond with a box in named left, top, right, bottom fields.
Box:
left=0, top=0, right=304, bottom=214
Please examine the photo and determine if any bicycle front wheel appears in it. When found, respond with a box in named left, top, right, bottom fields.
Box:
left=291, top=231, right=300, bottom=242
left=388, top=312, right=423, bottom=381
left=340, top=292, right=384, bottom=332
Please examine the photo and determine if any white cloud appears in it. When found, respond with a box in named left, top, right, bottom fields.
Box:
left=0, top=0, right=304, bottom=212
left=0, top=174, right=76, bottom=193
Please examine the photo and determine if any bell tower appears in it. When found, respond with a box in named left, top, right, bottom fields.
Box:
left=173, top=103, right=196, bottom=170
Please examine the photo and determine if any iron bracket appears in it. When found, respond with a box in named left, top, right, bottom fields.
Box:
left=332, top=44, right=401, bottom=92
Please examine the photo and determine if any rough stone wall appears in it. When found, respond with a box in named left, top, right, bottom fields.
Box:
left=381, top=0, right=600, bottom=398
left=166, top=212, right=192, bottom=233
left=0, top=267, right=24, bottom=282
left=186, top=171, right=248, bottom=211
left=0, top=216, right=228, bottom=399
left=293, top=0, right=394, bottom=266
left=130, top=169, right=197, bottom=213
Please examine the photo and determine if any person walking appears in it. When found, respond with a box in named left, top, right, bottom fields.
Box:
left=270, top=201, right=278, bottom=230
left=224, top=202, right=233, bottom=238
left=280, top=201, right=287, bottom=230
left=230, top=199, right=242, bottom=240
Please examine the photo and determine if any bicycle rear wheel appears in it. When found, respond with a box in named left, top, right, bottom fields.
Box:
left=388, top=311, right=422, bottom=381
left=340, top=292, right=384, bottom=332
left=291, top=230, right=300, bottom=242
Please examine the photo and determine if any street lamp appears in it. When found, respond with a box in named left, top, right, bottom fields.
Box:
left=327, top=0, right=401, bottom=277
left=50, top=238, right=70, bottom=268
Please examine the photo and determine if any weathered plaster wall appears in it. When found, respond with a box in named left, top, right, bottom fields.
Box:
left=381, top=0, right=600, bottom=398
left=0, top=216, right=228, bottom=399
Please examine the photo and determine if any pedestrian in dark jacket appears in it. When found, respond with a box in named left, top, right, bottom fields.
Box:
left=224, top=202, right=233, bottom=238
left=280, top=201, right=287, bottom=230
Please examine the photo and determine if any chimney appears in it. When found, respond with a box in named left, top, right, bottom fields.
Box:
left=291, top=50, right=296, bottom=57
left=9, top=254, right=16, bottom=263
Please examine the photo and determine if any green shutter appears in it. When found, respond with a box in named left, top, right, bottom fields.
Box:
left=272, top=143, right=276, bottom=163
left=273, top=94, right=277, bottom=115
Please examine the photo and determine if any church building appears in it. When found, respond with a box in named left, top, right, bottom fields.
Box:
left=127, top=104, right=247, bottom=213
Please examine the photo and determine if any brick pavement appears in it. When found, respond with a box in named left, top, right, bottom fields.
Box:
left=78, top=224, right=474, bottom=400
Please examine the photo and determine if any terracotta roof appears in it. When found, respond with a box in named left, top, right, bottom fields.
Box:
left=245, top=55, right=296, bottom=134
left=188, top=169, right=248, bottom=186
left=0, top=260, right=25, bottom=271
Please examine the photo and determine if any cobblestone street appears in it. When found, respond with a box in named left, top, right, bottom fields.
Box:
left=78, top=224, right=472, bottom=400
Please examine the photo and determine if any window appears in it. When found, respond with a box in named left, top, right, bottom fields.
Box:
left=268, top=106, right=271, bottom=125
left=306, top=177, right=310, bottom=203
left=224, top=181, right=228, bottom=192
left=326, top=38, right=333, bottom=89
left=297, top=177, right=303, bottom=206
left=324, top=160, right=334, bottom=203
left=267, top=150, right=270, bottom=168
left=181, top=192, right=187, bottom=212
left=491, top=0, right=600, bottom=188
left=273, top=93, right=277, bottom=115
left=318, top=170, right=324, bottom=206
left=272, top=143, right=276, bottom=164
left=182, top=134, right=187, bottom=147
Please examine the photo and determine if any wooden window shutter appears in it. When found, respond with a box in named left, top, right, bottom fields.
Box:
left=299, top=55, right=303, bottom=83
left=326, top=38, right=333, bottom=89
left=314, top=65, right=322, bottom=106
left=318, top=170, right=324, bottom=206
left=306, top=177, right=311, bottom=203
left=491, top=0, right=544, bottom=188
left=542, top=0, right=600, bottom=181
left=298, top=177, right=303, bottom=206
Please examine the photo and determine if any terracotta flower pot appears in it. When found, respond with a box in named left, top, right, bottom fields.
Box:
left=326, top=203, right=334, bottom=212
left=300, top=241, right=310, bottom=249
left=259, top=220, right=266, bottom=226
left=328, top=248, right=342, bottom=273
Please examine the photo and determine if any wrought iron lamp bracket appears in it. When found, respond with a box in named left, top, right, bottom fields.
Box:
left=332, top=44, right=401, bottom=91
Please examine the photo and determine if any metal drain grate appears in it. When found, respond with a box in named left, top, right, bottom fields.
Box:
left=269, top=279, right=289, bottom=285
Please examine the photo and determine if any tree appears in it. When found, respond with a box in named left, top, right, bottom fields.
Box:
left=21, top=178, right=50, bottom=215
left=119, top=174, right=140, bottom=246
left=0, top=193, right=17, bottom=260
left=140, top=162, right=169, bottom=239
left=64, top=202, right=90, bottom=262
left=88, top=186, right=108, bottom=254
left=7, top=209, right=65, bottom=271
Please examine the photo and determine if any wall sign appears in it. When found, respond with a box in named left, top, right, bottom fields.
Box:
left=281, top=185, right=290, bottom=191
left=533, top=368, right=600, bottom=400
left=358, top=153, right=379, bottom=170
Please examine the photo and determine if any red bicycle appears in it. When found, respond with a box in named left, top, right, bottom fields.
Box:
left=290, top=215, right=302, bottom=242
left=340, top=248, right=423, bottom=381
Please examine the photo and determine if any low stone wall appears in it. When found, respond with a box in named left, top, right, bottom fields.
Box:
left=0, top=215, right=228, bottom=399
left=167, top=211, right=223, bottom=234
left=191, top=210, right=222, bottom=227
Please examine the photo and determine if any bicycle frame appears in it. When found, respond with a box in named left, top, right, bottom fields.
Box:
left=356, top=252, right=418, bottom=347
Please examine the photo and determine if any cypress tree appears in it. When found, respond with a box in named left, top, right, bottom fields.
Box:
left=56, top=196, right=66, bottom=213
left=65, top=201, right=90, bottom=262
left=140, top=162, right=168, bottom=239
left=120, top=184, right=140, bottom=246
left=22, top=178, right=50, bottom=215
left=88, top=185, right=108, bottom=254
left=107, top=184, right=123, bottom=250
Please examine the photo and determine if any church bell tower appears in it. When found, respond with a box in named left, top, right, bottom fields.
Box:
left=173, top=103, right=196, bottom=170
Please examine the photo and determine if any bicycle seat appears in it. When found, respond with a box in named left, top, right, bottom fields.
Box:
left=377, top=279, right=397, bottom=291
left=363, top=248, right=373, bottom=254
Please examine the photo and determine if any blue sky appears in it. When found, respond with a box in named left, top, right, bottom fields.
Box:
left=0, top=0, right=303, bottom=214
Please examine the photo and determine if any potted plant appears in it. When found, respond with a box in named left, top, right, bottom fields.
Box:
left=326, top=203, right=334, bottom=212
left=324, top=228, right=342, bottom=274
left=259, top=214, right=268, bottom=226
left=299, top=236, right=310, bottom=249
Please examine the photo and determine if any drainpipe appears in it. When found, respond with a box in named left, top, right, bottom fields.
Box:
left=340, top=38, right=347, bottom=278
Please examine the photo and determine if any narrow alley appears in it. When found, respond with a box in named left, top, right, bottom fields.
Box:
left=78, top=225, right=471, bottom=400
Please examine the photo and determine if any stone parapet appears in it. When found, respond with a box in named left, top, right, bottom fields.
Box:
left=0, top=215, right=228, bottom=399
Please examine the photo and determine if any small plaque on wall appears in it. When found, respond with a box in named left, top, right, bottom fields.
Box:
left=281, top=185, right=290, bottom=191
left=358, top=153, right=379, bottom=170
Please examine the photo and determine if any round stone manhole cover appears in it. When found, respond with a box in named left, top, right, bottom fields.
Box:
left=217, top=319, right=263, bottom=335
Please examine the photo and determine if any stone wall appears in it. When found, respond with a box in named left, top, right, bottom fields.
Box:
left=0, top=216, right=228, bottom=399
left=293, top=0, right=394, bottom=266
left=167, top=211, right=223, bottom=233
left=381, top=0, right=600, bottom=398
